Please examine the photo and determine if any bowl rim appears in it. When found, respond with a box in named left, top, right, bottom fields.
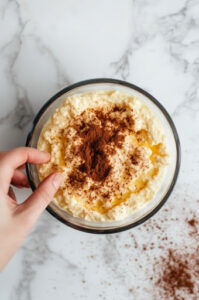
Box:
left=26, top=78, right=181, bottom=234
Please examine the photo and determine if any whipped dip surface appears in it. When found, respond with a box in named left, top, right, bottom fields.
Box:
left=37, top=90, right=169, bottom=221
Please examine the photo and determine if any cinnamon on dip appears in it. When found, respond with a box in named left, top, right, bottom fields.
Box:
left=37, top=91, right=168, bottom=221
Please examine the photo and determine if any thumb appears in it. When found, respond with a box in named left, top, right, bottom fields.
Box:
left=21, top=172, right=63, bottom=223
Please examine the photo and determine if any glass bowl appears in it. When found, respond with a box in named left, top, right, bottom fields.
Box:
left=26, top=78, right=181, bottom=234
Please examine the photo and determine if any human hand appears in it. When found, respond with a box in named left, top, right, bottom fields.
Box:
left=0, top=147, right=63, bottom=270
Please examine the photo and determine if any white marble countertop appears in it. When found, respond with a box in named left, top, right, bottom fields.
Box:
left=0, top=0, right=199, bottom=299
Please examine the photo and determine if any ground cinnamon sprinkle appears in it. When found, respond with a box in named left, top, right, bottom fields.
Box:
left=78, top=125, right=115, bottom=182
left=68, top=104, right=135, bottom=189
left=130, top=150, right=141, bottom=165
left=188, top=219, right=196, bottom=227
left=187, top=218, right=198, bottom=238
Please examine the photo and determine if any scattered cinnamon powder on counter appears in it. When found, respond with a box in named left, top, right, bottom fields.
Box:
left=154, top=248, right=199, bottom=300
left=188, top=219, right=197, bottom=227
left=187, top=217, right=198, bottom=238
left=125, top=211, right=199, bottom=299
left=152, top=214, right=199, bottom=299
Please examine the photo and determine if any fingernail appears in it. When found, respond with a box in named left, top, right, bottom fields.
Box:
left=52, top=173, right=63, bottom=189
left=41, top=151, right=51, bottom=159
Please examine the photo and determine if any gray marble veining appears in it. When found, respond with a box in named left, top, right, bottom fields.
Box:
left=0, top=0, right=199, bottom=299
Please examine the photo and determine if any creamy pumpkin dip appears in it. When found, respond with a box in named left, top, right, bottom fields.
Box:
left=37, top=90, right=168, bottom=221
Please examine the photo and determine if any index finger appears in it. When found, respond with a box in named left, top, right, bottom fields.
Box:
left=0, top=147, right=50, bottom=193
